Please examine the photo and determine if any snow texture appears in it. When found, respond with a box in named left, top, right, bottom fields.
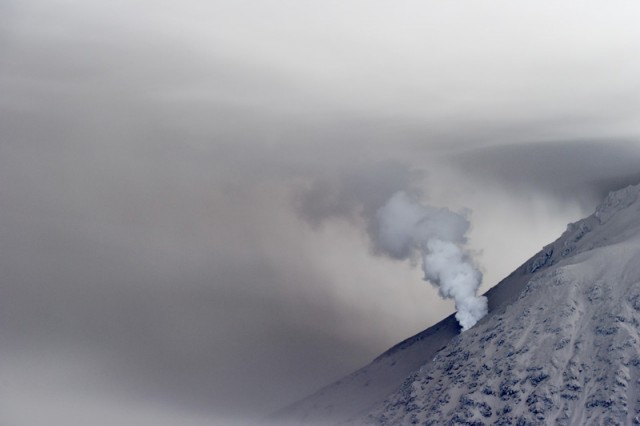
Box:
left=273, top=183, right=640, bottom=425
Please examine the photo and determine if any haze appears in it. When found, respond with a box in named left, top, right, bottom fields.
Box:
left=2, top=1, right=640, bottom=424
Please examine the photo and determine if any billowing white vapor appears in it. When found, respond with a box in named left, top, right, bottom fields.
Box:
left=375, top=191, right=487, bottom=331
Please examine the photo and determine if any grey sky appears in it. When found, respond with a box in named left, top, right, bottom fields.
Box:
left=2, top=1, right=640, bottom=424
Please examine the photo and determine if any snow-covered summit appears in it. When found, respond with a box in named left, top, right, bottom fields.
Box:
left=273, top=183, right=640, bottom=425
left=595, top=183, right=640, bottom=224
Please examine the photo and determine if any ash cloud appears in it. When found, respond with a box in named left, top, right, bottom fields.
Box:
left=294, top=161, right=423, bottom=229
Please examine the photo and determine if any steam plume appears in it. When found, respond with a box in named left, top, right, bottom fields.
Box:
left=375, top=192, right=487, bottom=330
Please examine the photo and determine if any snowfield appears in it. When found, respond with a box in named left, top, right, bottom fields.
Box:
left=273, top=184, right=640, bottom=425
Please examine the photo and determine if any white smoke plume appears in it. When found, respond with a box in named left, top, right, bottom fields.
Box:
left=375, top=191, right=487, bottom=331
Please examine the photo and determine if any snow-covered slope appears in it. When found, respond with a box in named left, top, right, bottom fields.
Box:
left=274, top=184, right=640, bottom=425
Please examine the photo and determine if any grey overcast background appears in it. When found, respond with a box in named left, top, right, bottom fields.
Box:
left=2, top=1, right=640, bottom=424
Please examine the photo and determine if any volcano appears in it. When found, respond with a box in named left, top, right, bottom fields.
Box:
left=273, top=183, right=640, bottom=425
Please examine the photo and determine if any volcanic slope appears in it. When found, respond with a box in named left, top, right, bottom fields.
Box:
left=275, top=183, right=640, bottom=425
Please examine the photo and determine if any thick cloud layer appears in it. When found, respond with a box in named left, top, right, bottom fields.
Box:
left=2, top=1, right=640, bottom=425
left=450, top=140, right=640, bottom=209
